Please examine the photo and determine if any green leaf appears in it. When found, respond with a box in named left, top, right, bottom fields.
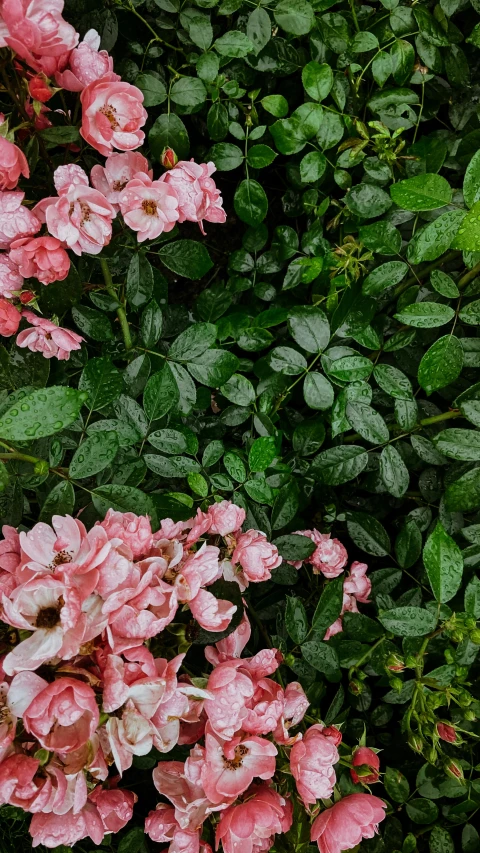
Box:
left=451, top=201, right=480, bottom=252
left=304, top=372, right=335, bottom=410
left=149, top=113, right=189, bottom=161
left=234, top=179, right=268, bottom=226
left=301, top=637, right=340, bottom=679
left=285, top=596, right=309, bottom=644
left=261, top=94, right=289, bottom=117
left=310, top=445, right=368, bottom=485
left=214, top=31, right=254, bottom=56
left=406, top=799, right=439, bottom=825
left=394, top=302, right=455, bottom=328
left=268, top=346, right=307, bottom=375
left=158, top=240, right=213, bottom=279
left=135, top=73, right=167, bottom=106
left=430, top=270, right=460, bottom=298
left=249, top=436, right=277, bottom=472
left=143, top=365, right=179, bottom=422
left=374, top=364, right=413, bottom=400
left=423, top=521, right=463, bottom=603
left=390, top=38, right=415, bottom=84
left=187, top=349, right=239, bottom=386
left=463, top=149, right=480, bottom=208
left=208, top=142, right=244, bottom=171
left=351, top=30, right=379, bottom=52
left=271, top=480, right=300, bottom=529
left=302, top=61, right=333, bottom=101
left=346, top=511, right=391, bottom=556
left=379, top=606, right=437, bottom=636
left=69, top=431, right=119, bottom=479
left=148, top=429, right=188, bottom=454
left=197, top=52, right=220, bottom=83
left=145, top=454, right=201, bottom=477
left=327, top=355, right=373, bottom=382
left=246, top=144, right=277, bottom=168
left=188, top=16, right=213, bottom=49
left=202, top=440, right=224, bottom=467
left=92, top=486, right=157, bottom=528
left=433, top=429, right=480, bottom=461
left=0, top=387, right=87, bottom=441
left=300, top=151, right=327, bottom=183
left=345, top=182, right=392, bottom=218
left=384, top=767, right=410, bottom=803
left=140, top=300, right=163, bottom=348
left=362, top=261, right=408, bottom=295
left=288, top=306, right=330, bottom=353
left=430, top=826, right=454, bottom=853
left=312, top=574, right=344, bottom=636
left=71, top=305, right=113, bottom=341
left=246, top=6, right=271, bottom=54
left=78, top=357, right=123, bottom=411
left=39, top=481, right=75, bottom=523
left=126, top=253, right=153, bottom=309
left=408, top=210, right=466, bottom=263
left=274, top=0, right=315, bottom=35
left=171, top=76, right=207, bottom=107
left=40, top=125, right=80, bottom=145
left=224, top=451, right=247, bottom=482
left=380, top=444, right=410, bottom=497
left=169, top=323, right=217, bottom=361
left=459, top=299, right=480, bottom=325
left=418, top=335, right=464, bottom=394
left=346, top=402, right=389, bottom=444
left=273, top=533, right=316, bottom=561
left=360, top=221, right=401, bottom=254
left=221, top=374, right=255, bottom=406
left=465, top=576, right=480, bottom=618
left=395, top=518, right=422, bottom=568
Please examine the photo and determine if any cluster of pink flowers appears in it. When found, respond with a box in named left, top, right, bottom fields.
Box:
left=0, top=503, right=386, bottom=851
left=0, top=2, right=226, bottom=356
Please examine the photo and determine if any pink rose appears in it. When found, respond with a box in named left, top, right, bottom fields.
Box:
left=0, top=136, right=29, bottom=190
left=0, top=253, right=23, bottom=299
left=0, top=191, right=40, bottom=248
left=28, top=74, right=53, bottom=102
left=242, top=677, right=284, bottom=735
left=311, top=794, right=387, bottom=853
left=56, top=29, right=119, bottom=91
left=9, top=235, right=70, bottom=285
left=145, top=804, right=178, bottom=843
left=274, top=680, right=309, bottom=745
left=36, top=165, right=115, bottom=256
left=344, top=561, right=371, bottom=603
left=119, top=173, right=179, bottom=241
left=216, top=784, right=292, bottom=853
left=290, top=724, right=340, bottom=805
left=437, top=722, right=457, bottom=743
left=0, top=297, right=20, bottom=336
left=351, top=747, right=380, bottom=784
left=91, top=151, right=152, bottom=210
left=0, top=753, right=39, bottom=806
left=89, top=787, right=137, bottom=832
left=23, top=677, right=99, bottom=752
left=204, top=660, right=255, bottom=739
left=0, top=524, right=21, bottom=574
left=309, top=530, right=348, bottom=577
left=161, top=160, right=226, bottom=235
left=99, top=509, right=153, bottom=559
left=29, top=802, right=104, bottom=849
left=80, top=78, right=147, bottom=157
left=232, top=530, right=281, bottom=584
left=204, top=610, right=251, bottom=666
left=189, top=588, right=237, bottom=632
left=207, top=500, right=245, bottom=536
left=1, top=0, right=79, bottom=75
left=201, top=726, right=277, bottom=804
left=17, top=311, right=83, bottom=360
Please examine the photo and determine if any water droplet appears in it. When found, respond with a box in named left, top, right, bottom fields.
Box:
left=53, top=421, right=63, bottom=430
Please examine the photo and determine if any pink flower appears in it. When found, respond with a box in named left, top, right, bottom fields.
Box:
left=153, top=745, right=220, bottom=832
left=201, top=726, right=277, bottom=805
left=311, top=794, right=387, bottom=853
left=177, top=543, right=221, bottom=602
left=290, top=724, right=340, bottom=805
left=89, top=787, right=137, bottom=832
left=36, top=166, right=115, bottom=256
left=274, top=681, right=309, bottom=745
left=119, top=173, right=179, bottom=241
left=324, top=617, right=343, bottom=641
left=80, top=78, right=147, bottom=157
left=232, top=530, right=281, bottom=584
left=29, top=801, right=104, bottom=849
left=103, top=649, right=166, bottom=718
left=56, top=29, right=119, bottom=91
left=0, top=135, right=29, bottom=190
left=0, top=191, right=40, bottom=248
left=0, top=525, right=21, bottom=574
left=0, top=253, right=23, bottom=299
left=0, top=296, right=20, bottom=336
left=242, top=677, right=284, bottom=736
left=161, top=160, right=226, bottom=235
left=344, top=561, right=371, bottom=603
left=104, top=571, right=178, bottom=654
left=1, top=0, right=78, bottom=75
left=0, top=753, right=40, bottom=807
left=145, top=803, right=201, bottom=852
left=28, top=74, right=53, bottom=102
left=23, top=677, right=99, bottom=752
left=205, top=610, right=251, bottom=667
left=17, top=310, right=83, bottom=360
left=351, top=747, right=380, bottom=784
left=91, top=151, right=152, bottom=210
left=189, top=588, right=236, bottom=632
left=9, top=235, right=70, bottom=285
left=99, top=509, right=153, bottom=559
left=106, top=701, right=154, bottom=775
left=216, top=785, right=293, bottom=853
left=305, top=530, right=348, bottom=577
left=437, top=722, right=457, bottom=743
left=207, top=501, right=245, bottom=537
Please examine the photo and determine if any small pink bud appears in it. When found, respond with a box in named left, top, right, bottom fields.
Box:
left=436, top=722, right=457, bottom=743
left=161, top=147, right=178, bottom=169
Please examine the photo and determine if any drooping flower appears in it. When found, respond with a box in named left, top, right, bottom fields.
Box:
left=118, top=173, right=179, bottom=241
left=17, top=311, right=83, bottom=359
left=292, top=529, right=348, bottom=577
left=161, top=160, right=226, bottom=235
left=0, top=136, right=29, bottom=190
left=344, top=561, right=371, bottom=603
left=9, top=235, right=70, bottom=285
left=310, top=794, right=387, bottom=853
left=290, top=724, right=341, bottom=805
left=56, top=29, right=119, bottom=91
left=91, top=151, right=152, bottom=210
left=350, top=746, right=380, bottom=784
left=80, top=78, right=147, bottom=157
left=0, top=190, right=40, bottom=248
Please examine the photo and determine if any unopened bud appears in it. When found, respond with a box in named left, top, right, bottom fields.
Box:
left=405, top=655, right=418, bottom=668
left=451, top=630, right=463, bottom=643
left=408, top=733, right=424, bottom=753
left=349, top=678, right=363, bottom=695
left=161, top=147, right=178, bottom=169
left=20, top=290, right=35, bottom=304
left=436, top=722, right=457, bottom=743
left=425, top=746, right=438, bottom=764
left=34, top=748, right=51, bottom=765
left=444, top=759, right=465, bottom=782
left=33, top=459, right=49, bottom=475
left=470, top=628, right=480, bottom=645
left=386, top=653, right=405, bottom=673
left=456, top=666, right=468, bottom=679
left=444, top=648, right=455, bottom=664
left=284, top=653, right=296, bottom=668
left=456, top=689, right=472, bottom=708
left=465, top=618, right=476, bottom=630
left=390, top=677, right=404, bottom=693
left=464, top=709, right=476, bottom=722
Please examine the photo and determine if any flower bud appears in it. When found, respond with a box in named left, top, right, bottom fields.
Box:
left=349, top=678, right=363, bottom=695
left=28, top=74, right=54, bottom=103
left=436, top=722, right=457, bottom=743
left=470, top=628, right=480, bottom=645
left=405, top=655, right=418, bottom=668
left=408, top=733, right=424, bottom=753
left=451, top=630, right=464, bottom=643
left=161, top=147, right=178, bottom=169
left=456, top=689, right=472, bottom=707
left=389, top=677, right=404, bottom=693
left=444, top=648, right=455, bottom=664
left=19, top=290, right=36, bottom=304
left=444, top=759, right=465, bottom=782
left=455, top=666, right=468, bottom=679
left=465, top=618, right=476, bottom=630
left=386, top=653, right=405, bottom=673
left=34, top=748, right=51, bottom=765
left=425, top=746, right=437, bottom=764
left=350, top=747, right=380, bottom=784
left=33, top=459, right=49, bottom=475
left=464, top=709, right=476, bottom=722
left=284, top=653, right=296, bottom=668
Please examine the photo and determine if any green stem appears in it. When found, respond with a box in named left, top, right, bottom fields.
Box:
left=125, top=2, right=182, bottom=52
left=458, top=259, right=480, bottom=290
left=0, top=451, right=40, bottom=465
left=100, top=258, right=132, bottom=351
left=350, top=0, right=360, bottom=31
left=419, top=409, right=462, bottom=427
left=395, top=251, right=461, bottom=296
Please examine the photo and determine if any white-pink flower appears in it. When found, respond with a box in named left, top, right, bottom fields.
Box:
left=80, top=78, right=147, bottom=157
left=290, top=724, right=340, bottom=805
left=9, top=235, right=70, bottom=285
left=56, top=29, right=119, bottom=91
left=0, top=253, right=23, bottom=299
left=232, top=530, right=281, bottom=584
left=17, top=311, right=83, bottom=360
left=0, top=191, right=40, bottom=249
left=161, top=160, right=226, bottom=235
left=201, top=726, right=277, bottom=805
left=119, top=173, right=179, bottom=241
left=344, top=561, right=371, bottom=603
left=207, top=500, right=245, bottom=537
left=91, top=151, right=152, bottom=210
left=99, top=509, right=153, bottom=559
left=216, top=784, right=292, bottom=853
left=0, top=0, right=79, bottom=75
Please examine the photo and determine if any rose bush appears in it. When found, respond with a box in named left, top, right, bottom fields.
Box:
left=0, top=0, right=480, bottom=851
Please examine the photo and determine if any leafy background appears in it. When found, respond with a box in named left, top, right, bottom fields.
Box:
left=2, top=0, right=480, bottom=850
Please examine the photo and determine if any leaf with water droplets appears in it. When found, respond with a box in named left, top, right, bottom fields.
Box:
left=0, top=387, right=88, bottom=441
left=69, top=431, right=119, bottom=479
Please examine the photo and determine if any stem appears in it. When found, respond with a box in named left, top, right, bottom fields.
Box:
left=419, top=409, right=462, bottom=426
left=458, top=259, right=480, bottom=290
left=350, top=0, right=360, bottom=31
left=100, top=258, right=132, bottom=351
left=0, top=451, right=40, bottom=464
left=0, top=61, right=54, bottom=169
left=125, top=2, right=182, bottom=52
left=394, top=251, right=461, bottom=296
